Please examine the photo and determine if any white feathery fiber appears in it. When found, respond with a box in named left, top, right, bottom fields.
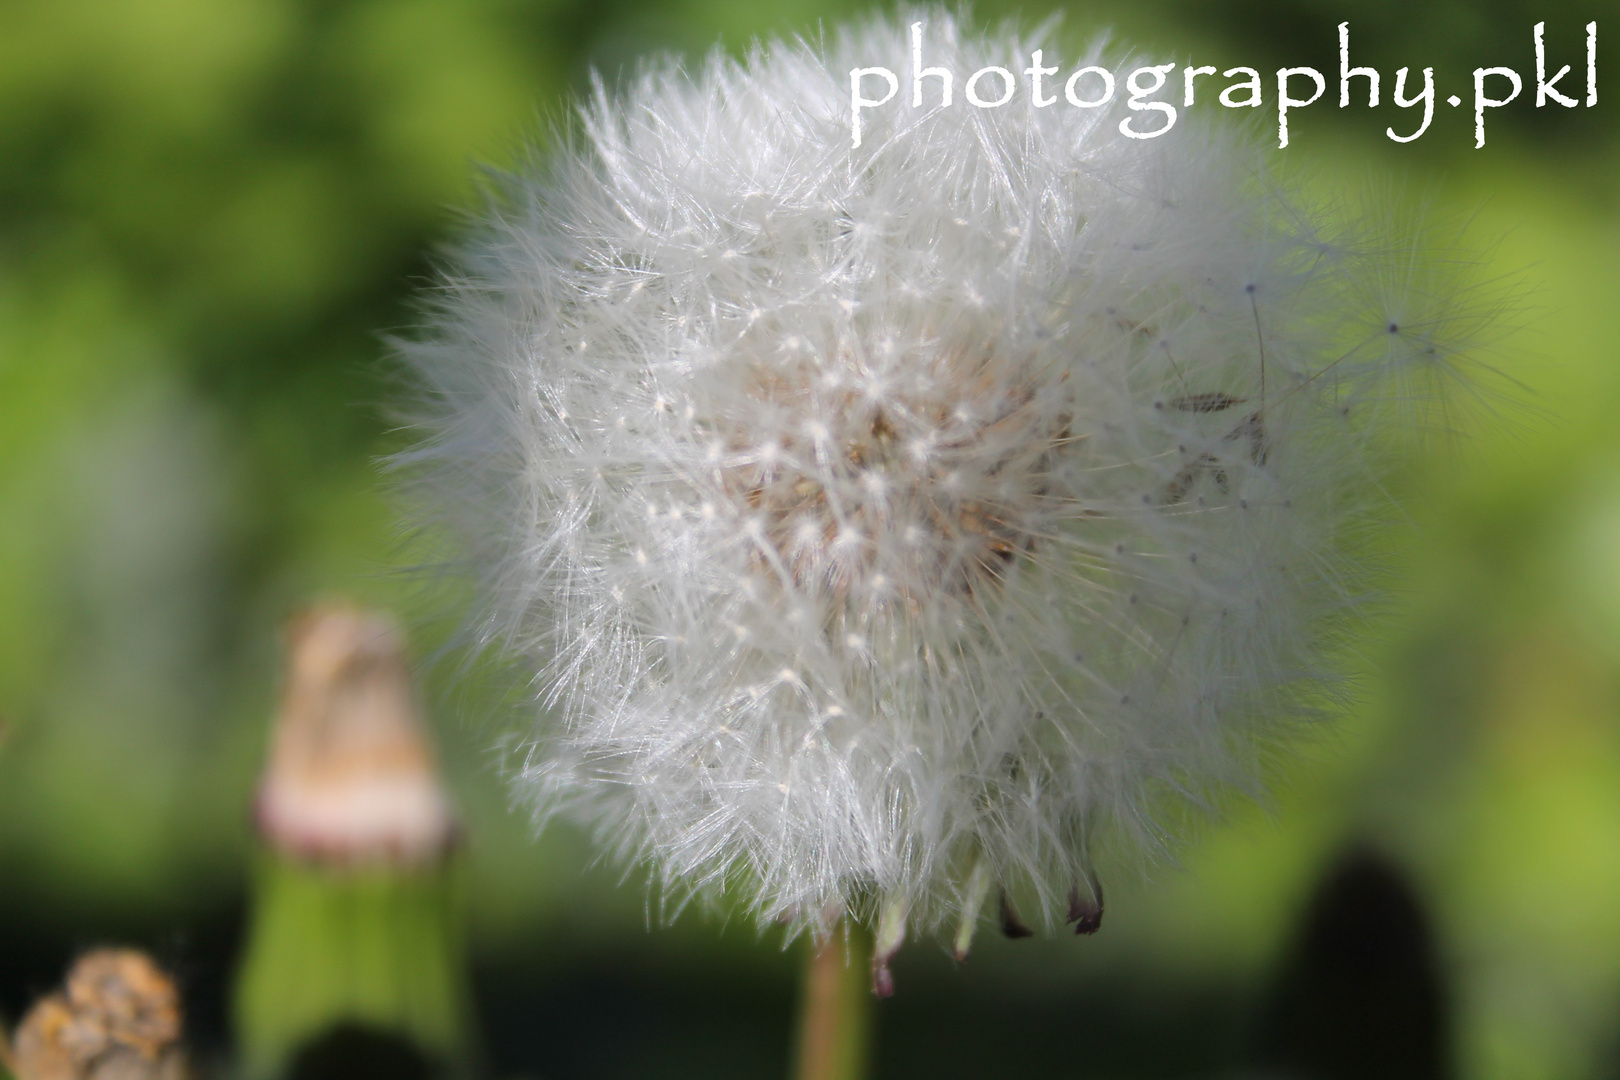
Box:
left=398, top=7, right=1485, bottom=971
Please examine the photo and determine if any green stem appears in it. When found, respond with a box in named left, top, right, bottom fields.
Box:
left=234, top=853, right=474, bottom=1079
left=789, top=924, right=872, bottom=1080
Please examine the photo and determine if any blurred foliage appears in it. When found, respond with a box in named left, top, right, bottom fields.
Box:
left=0, top=0, right=1615, bottom=1077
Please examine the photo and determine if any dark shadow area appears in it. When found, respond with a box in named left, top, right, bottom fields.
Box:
left=1251, top=845, right=1451, bottom=1080
left=876, top=968, right=1246, bottom=1080
left=475, top=949, right=795, bottom=1080
left=288, top=1023, right=436, bottom=1080
left=474, top=939, right=1245, bottom=1080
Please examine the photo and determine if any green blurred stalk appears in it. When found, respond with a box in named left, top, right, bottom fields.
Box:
left=790, top=925, right=871, bottom=1080
left=234, top=854, right=473, bottom=1079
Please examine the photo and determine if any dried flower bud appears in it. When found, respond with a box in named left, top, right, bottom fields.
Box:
left=255, top=604, right=455, bottom=864
left=10, top=950, right=187, bottom=1080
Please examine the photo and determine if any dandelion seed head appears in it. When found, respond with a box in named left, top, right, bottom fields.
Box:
left=399, top=8, right=1491, bottom=953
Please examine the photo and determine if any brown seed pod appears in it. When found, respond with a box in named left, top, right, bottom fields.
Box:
left=10, top=950, right=188, bottom=1080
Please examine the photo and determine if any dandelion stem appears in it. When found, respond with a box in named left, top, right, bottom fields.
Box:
left=790, top=924, right=872, bottom=1080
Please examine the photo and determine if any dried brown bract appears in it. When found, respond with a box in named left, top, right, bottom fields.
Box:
left=11, top=950, right=188, bottom=1080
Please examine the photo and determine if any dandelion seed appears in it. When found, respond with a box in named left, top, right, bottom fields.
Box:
left=399, top=8, right=1494, bottom=977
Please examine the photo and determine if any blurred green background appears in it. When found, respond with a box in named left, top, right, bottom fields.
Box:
left=0, top=0, right=1614, bottom=1077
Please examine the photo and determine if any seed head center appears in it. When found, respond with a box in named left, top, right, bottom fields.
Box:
left=716, top=346, right=1071, bottom=606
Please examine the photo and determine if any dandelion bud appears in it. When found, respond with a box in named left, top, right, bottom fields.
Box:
left=254, top=604, right=456, bottom=864
left=10, top=950, right=188, bottom=1080
left=236, top=604, right=472, bottom=1078
left=400, top=7, right=1491, bottom=978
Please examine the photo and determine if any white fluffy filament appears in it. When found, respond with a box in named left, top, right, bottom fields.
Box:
left=399, top=8, right=1483, bottom=950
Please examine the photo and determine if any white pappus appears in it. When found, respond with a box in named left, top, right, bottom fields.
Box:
left=398, top=7, right=1487, bottom=991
